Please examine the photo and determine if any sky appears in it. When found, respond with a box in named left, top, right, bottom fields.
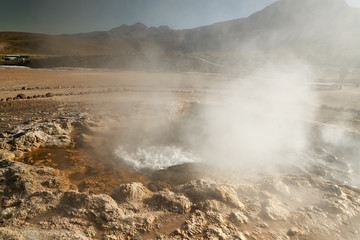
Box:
left=0, top=0, right=360, bottom=35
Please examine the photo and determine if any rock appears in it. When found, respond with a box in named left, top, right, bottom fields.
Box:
left=0, top=115, right=360, bottom=240
left=316, top=199, right=344, bottom=214
left=0, top=159, right=75, bottom=225
left=205, top=210, right=228, bottom=227
left=13, top=150, right=23, bottom=158
left=229, top=211, right=248, bottom=224
left=257, top=177, right=290, bottom=196
left=111, top=182, right=152, bottom=203
left=233, top=232, right=248, bottom=240
left=0, top=142, right=10, bottom=150
left=181, top=210, right=208, bottom=237
left=0, top=227, right=25, bottom=240
left=0, top=227, right=90, bottom=240
left=205, top=226, right=227, bottom=240
left=0, top=120, right=73, bottom=156
left=260, top=197, right=289, bottom=221
left=0, top=150, right=15, bottom=160
left=257, top=222, right=269, bottom=228
left=287, top=227, right=300, bottom=237
left=45, top=92, right=54, bottom=97
left=0, top=158, right=75, bottom=196
left=0, top=168, right=358, bottom=240
left=60, top=191, right=124, bottom=226
left=148, top=189, right=192, bottom=213
left=180, top=179, right=244, bottom=209
left=203, top=199, right=227, bottom=212
left=237, top=184, right=259, bottom=198
left=0, top=191, right=61, bottom=223
left=103, top=235, right=123, bottom=240
left=16, top=94, right=26, bottom=99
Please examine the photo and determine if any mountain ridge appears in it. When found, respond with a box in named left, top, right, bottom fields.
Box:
left=1, top=0, right=359, bottom=69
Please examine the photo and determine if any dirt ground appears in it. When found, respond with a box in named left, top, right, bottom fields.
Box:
left=1, top=66, right=360, bottom=132
left=1, top=67, right=360, bottom=239
left=1, top=66, right=360, bottom=173
left=0, top=67, right=228, bottom=193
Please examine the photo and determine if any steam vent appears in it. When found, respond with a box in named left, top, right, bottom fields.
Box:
left=0, top=0, right=360, bottom=239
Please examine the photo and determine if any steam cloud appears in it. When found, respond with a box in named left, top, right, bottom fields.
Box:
left=187, top=59, right=318, bottom=174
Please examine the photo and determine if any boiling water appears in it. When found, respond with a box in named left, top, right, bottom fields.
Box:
left=114, top=145, right=200, bottom=170
left=113, top=130, right=360, bottom=188
left=113, top=143, right=359, bottom=187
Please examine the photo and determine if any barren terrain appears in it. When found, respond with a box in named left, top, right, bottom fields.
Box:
left=0, top=67, right=360, bottom=240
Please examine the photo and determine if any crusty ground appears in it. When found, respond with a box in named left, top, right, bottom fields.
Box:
left=1, top=68, right=360, bottom=186
left=0, top=67, right=222, bottom=193
left=1, top=67, right=360, bottom=239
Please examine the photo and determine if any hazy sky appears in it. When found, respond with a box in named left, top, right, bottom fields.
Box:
left=1, top=0, right=360, bottom=34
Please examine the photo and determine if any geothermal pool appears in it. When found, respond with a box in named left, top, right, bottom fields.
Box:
left=114, top=145, right=200, bottom=170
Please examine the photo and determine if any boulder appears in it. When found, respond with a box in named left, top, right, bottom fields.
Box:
left=0, top=158, right=75, bottom=197
left=0, top=120, right=73, bottom=155
left=180, top=210, right=208, bottom=237
left=180, top=179, right=244, bottom=209
left=16, top=94, right=26, bottom=99
left=260, top=197, right=289, bottom=221
left=45, top=92, right=54, bottom=97
left=205, top=226, right=227, bottom=240
left=148, top=189, right=192, bottom=213
left=60, top=191, right=124, bottom=226
left=111, top=182, right=152, bottom=203
left=229, top=211, right=248, bottom=224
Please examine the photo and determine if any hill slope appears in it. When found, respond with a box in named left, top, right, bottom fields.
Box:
left=1, top=0, right=359, bottom=69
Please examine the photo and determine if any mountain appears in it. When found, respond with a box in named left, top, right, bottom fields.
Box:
left=1, top=0, right=359, bottom=69
left=171, top=0, right=360, bottom=54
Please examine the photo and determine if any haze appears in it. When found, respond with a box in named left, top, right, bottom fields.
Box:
left=1, top=0, right=359, bottom=34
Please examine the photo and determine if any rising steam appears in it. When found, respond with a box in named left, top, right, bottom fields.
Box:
left=190, top=59, right=317, bottom=174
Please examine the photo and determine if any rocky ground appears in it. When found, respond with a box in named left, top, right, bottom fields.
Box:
left=1, top=156, right=359, bottom=240
left=0, top=67, right=359, bottom=239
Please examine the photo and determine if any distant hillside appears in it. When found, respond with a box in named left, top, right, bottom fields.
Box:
left=172, top=0, right=360, bottom=54
left=1, top=0, right=360, bottom=70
